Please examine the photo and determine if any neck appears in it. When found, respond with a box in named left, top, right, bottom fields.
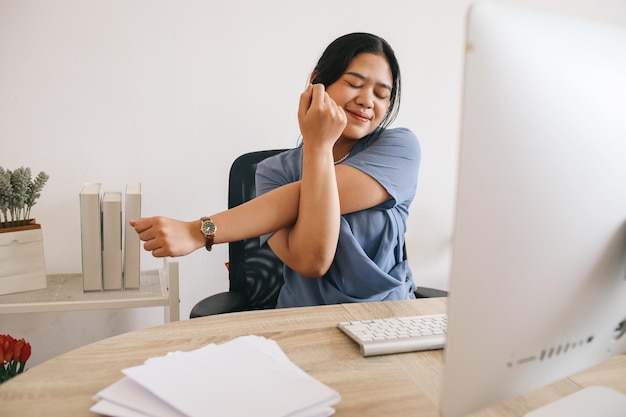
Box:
left=333, top=140, right=358, bottom=163
left=334, top=151, right=350, bottom=165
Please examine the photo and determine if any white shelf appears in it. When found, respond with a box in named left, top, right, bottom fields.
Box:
left=0, top=259, right=180, bottom=321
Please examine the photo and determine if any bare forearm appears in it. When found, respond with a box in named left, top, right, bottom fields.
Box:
left=131, top=182, right=301, bottom=258
left=211, top=182, right=300, bottom=243
left=284, top=144, right=340, bottom=275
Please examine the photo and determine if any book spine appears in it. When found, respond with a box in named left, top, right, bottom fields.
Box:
left=123, top=183, right=141, bottom=289
left=102, top=192, right=122, bottom=290
left=79, top=183, right=103, bottom=291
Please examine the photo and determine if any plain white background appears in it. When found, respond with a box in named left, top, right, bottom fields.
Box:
left=1, top=0, right=625, bottom=366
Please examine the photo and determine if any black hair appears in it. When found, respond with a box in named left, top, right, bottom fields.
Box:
left=311, top=32, right=401, bottom=130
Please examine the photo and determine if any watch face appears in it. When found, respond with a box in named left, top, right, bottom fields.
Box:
left=201, top=220, right=216, bottom=235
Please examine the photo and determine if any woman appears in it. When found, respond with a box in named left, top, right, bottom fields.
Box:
left=131, top=32, right=421, bottom=307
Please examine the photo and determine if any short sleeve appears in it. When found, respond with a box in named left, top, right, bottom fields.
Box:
left=255, top=148, right=302, bottom=198
left=344, top=127, right=421, bottom=207
left=255, top=148, right=303, bottom=245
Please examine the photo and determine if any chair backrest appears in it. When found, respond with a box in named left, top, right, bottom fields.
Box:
left=227, top=149, right=288, bottom=310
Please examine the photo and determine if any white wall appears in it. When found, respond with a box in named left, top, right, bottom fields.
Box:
left=1, top=0, right=625, bottom=367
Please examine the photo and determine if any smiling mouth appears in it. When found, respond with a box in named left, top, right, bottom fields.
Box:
left=347, top=110, right=371, bottom=123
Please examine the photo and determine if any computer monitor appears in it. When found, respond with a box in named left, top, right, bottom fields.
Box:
left=440, top=2, right=626, bottom=417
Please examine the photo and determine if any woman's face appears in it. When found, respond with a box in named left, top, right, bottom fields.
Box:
left=325, top=52, right=393, bottom=142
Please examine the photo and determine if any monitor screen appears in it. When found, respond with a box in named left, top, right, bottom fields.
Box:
left=441, top=2, right=626, bottom=416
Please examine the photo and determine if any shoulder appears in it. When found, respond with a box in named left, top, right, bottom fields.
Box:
left=346, top=127, right=421, bottom=207
left=372, top=127, right=420, bottom=151
left=356, top=127, right=420, bottom=160
left=380, top=127, right=418, bottom=139
left=347, top=127, right=421, bottom=177
left=257, top=147, right=301, bottom=172
left=256, top=147, right=303, bottom=187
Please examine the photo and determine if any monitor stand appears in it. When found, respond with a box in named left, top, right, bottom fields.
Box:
left=525, top=387, right=626, bottom=417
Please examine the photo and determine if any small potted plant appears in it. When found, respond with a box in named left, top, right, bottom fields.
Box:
left=0, top=166, right=49, bottom=295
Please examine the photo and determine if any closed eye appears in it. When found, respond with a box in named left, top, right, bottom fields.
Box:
left=345, top=81, right=389, bottom=100
left=346, top=81, right=363, bottom=89
left=375, top=91, right=389, bottom=100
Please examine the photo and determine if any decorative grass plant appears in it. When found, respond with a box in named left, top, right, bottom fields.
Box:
left=0, top=167, right=49, bottom=229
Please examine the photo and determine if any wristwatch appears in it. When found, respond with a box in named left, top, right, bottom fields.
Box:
left=200, top=217, right=217, bottom=251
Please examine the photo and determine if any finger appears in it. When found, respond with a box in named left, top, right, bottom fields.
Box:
left=135, top=224, right=157, bottom=243
left=310, top=83, right=326, bottom=108
left=142, top=235, right=159, bottom=251
left=324, top=92, right=338, bottom=112
left=324, top=93, right=346, bottom=122
left=298, top=84, right=314, bottom=119
left=336, top=104, right=347, bottom=123
left=131, top=218, right=152, bottom=234
left=150, top=247, right=168, bottom=258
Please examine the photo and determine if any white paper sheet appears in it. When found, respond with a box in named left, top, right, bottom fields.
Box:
left=93, top=376, right=186, bottom=417
left=90, top=335, right=340, bottom=417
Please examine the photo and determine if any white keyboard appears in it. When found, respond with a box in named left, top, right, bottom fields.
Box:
left=337, top=313, right=447, bottom=357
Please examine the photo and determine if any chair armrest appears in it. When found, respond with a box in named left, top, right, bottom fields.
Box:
left=414, top=287, right=449, bottom=299
left=189, top=292, right=248, bottom=318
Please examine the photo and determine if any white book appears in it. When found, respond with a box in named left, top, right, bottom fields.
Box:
left=123, top=182, right=141, bottom=289
left=102, top=191, right=122, bottom=290
left=79, top=183, right=103, bottom=291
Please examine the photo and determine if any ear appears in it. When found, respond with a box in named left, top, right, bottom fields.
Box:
left=309, top=71, right=319, bottom=84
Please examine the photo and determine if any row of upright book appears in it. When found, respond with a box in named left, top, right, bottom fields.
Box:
left=79, top=182, right=141, bottom=291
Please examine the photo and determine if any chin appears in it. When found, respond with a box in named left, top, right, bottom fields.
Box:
left=343, top=126, right=375, bottom=141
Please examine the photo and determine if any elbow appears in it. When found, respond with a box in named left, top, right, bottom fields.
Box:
left=300, top=264, right=331, bottom=279
left=292, top=249, right=334, bottom=278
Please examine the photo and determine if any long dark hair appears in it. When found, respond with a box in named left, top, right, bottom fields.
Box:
left=311, top=32, right=402, bottom=131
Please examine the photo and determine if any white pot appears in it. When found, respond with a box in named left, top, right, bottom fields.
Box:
left=0, top=226, right=47, bottom=295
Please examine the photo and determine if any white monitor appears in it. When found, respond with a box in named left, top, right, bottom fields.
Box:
left=441, top=2, right=626, bottom=417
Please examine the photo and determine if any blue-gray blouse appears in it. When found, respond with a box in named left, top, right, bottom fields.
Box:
left=256, top=127, right=421, bottom=307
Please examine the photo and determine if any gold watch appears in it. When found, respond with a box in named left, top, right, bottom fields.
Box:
left=200, top=217, right=217, bottom=251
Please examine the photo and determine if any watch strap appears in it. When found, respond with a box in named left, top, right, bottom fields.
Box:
left=200, top=217, right=216, bottom=252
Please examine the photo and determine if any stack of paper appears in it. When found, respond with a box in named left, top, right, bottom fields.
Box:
left=91, top=335, right=340, bottom=417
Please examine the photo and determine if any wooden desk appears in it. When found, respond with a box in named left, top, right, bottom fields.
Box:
left=0, top=298, right=624, bottom=417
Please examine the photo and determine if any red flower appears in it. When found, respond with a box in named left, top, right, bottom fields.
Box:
left=13, top=339, right=23, bottom=359
left=1, top=335, right=15, bottom=362
left=1, top=334, right=32, bottom=383
left=19, top=341, right=32, bottom=363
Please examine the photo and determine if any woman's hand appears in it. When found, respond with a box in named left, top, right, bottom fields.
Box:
left=130, top=216, right=204, bottom=258
left=298, top=83, right=346, bottom=148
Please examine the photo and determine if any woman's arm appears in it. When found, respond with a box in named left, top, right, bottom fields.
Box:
left=131, top=161, right=390, bottom=262
left=265, top=84, right=346, bottom=277
left=132, top=85, right=394, bottom=272
left=130, top=181, right=301, bottom=258
left=131, top=84, right=345, bottom=265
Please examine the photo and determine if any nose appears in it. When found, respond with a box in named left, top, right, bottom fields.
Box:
left=355, top=88, right=374, bottom=108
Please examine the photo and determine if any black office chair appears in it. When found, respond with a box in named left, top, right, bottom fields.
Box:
left=190, top=150, right=288, bottom=318
left=189, top=149, right=446, bottom=318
